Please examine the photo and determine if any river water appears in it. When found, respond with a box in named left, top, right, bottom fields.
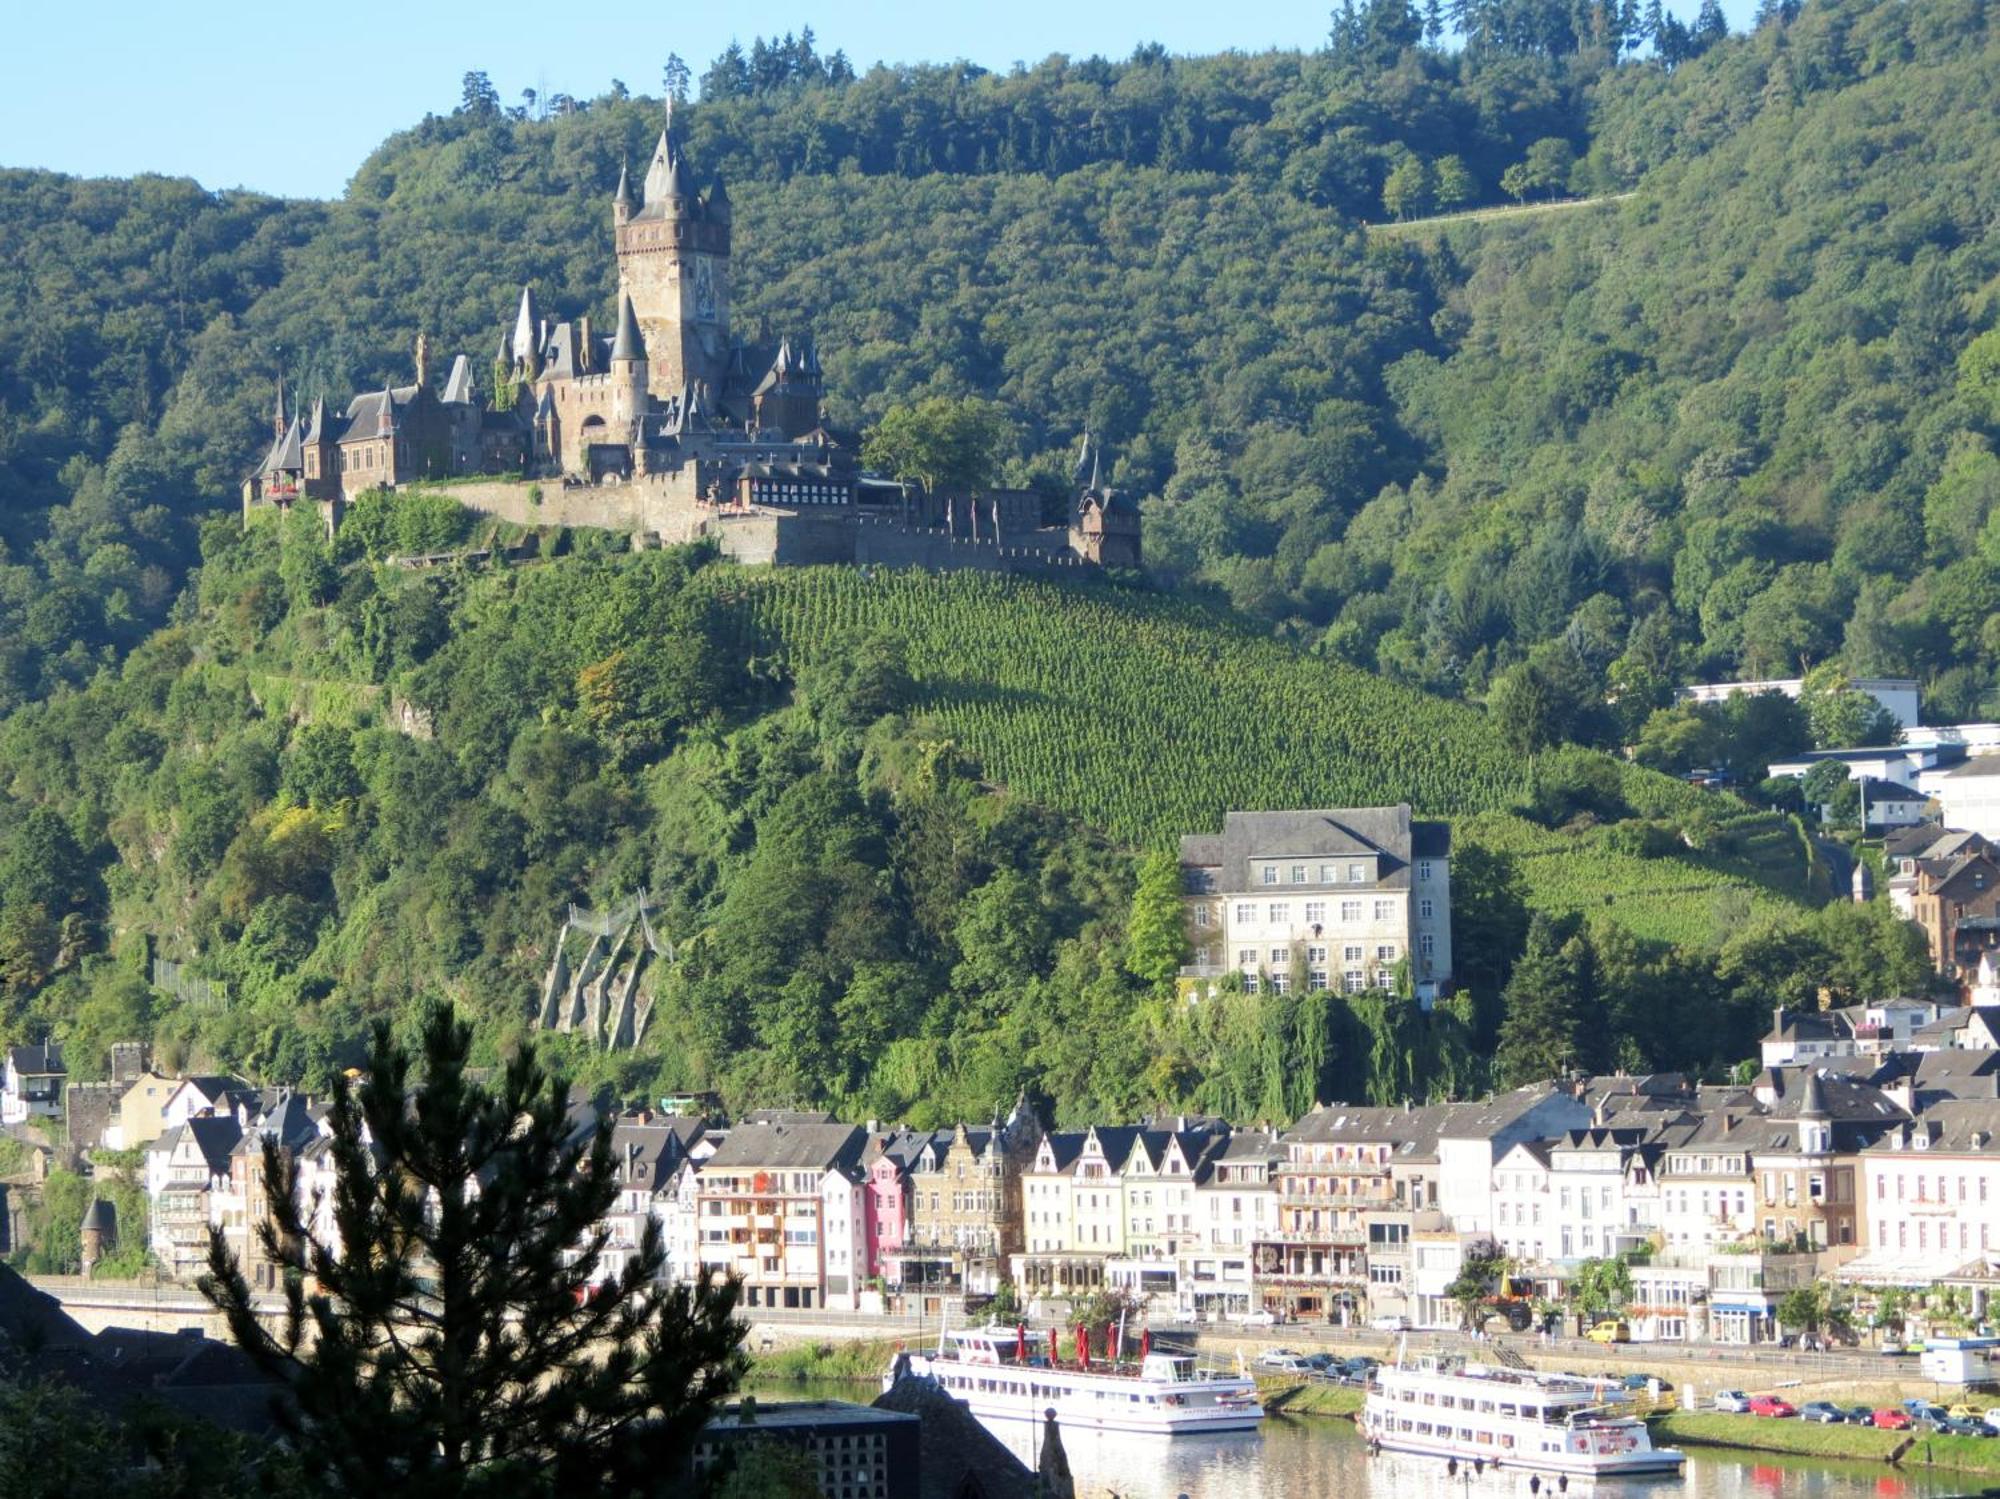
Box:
left=756, top=1381, right=1975, bottom=1499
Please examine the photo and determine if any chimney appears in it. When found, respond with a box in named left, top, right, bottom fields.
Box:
left=1721, top=1115, right=1735, bottom=1135
left=1773, top=1005, right=1786, bottom=1035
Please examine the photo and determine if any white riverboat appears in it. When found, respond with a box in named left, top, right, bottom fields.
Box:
left=884, top=1326, right=1264, bottom=1436
left=1359, top=1350, right=1684, bottom=1478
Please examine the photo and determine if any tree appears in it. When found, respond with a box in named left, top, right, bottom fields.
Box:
left=1126, top=848, right=1189, bottom=986
left=1381, top=158, right=1434, bottom=220
left=663, top=54, right=692, bottom=103
left=459, top=71, right=500, bottom=117
left=1800, top=757, right=1851, bottom=819
left=1487, top=658, right=1582, bottom=756
left=201, top=1002, right=748, bottom=1498
left=1503, top=138, right=1577, bottom=201
left=1432, top=155, right=1476, bottom=210
left=1445, top=1240, right=1508, bottom=1332
left=1569, top=1257, right=1633, bottom=1320
left=1798, top=663, right=1899, bottom=750
left=1494, top=916, right=1602, bottom=1085
left=861, top=397, right=1011, bottom=499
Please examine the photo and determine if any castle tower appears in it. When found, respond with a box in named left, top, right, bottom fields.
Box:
left=609, top=291, right=648, bottom=426
left=616, top=105, right=731, bottom=403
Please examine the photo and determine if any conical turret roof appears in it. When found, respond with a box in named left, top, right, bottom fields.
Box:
left=1799, top=1068, right=1829, bottom=1120
left=511, top=285, right=539, bottom=364
left=611, top=292, right=645, bottom=363
left=613, top=157, right=632, bottom=210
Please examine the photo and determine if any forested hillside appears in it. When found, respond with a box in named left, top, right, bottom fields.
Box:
left=0, top=0, right=1987, bottom=1117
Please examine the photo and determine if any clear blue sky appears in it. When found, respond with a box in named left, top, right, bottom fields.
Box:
left=3, top=0, right=1762, bottom=200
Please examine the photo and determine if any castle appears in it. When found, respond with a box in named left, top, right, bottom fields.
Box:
left=246, top=107, right=1139, bottom=572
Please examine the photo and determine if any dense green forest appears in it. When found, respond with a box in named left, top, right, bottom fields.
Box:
left=0, top=0, right=1985, bottom=1117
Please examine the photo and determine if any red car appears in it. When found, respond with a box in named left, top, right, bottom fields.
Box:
left=1748, top=1396, right=1798, bottom=1418
left=1873, top=1409, right=1913, bottom=1430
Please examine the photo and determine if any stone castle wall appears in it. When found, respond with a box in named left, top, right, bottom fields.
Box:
left=436, top=479, right=1091, bottom=575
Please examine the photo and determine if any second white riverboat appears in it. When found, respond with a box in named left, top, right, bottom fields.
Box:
left=1360, top=1350, right=1684, bottom=1478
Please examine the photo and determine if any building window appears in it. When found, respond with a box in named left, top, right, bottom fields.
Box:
left=1291, top=865, right=1307, bottom=883
left=1270, top=948, right=1290, bottom=967
left=1419, top=934, right=1435, bottom=958
left=1238, top=949, right=1257, bottom=968
left=1308, top=946, right=1328, bottom=965
left=1419, top=898, right=1434, bottom=920
left=1194, top=905, right=1211, bottom=928
left=1348, top=863, right=1365, bottom=883
left=1268, top=903, right=1287, bottom=924
left=1377, top=944, right=1397, bottom=962
left=1373, top=900, right=1394, bottom=921
left=1235, top=903, right=1254, bottom=924
left=1261, top=867, right=1277, bottom=886
left=1344, top=971, right=1365, bottom=993
left=1305, top=901, right=1326, bottom=925
left=1419, top=861, right=1433, bottom=882
left=1344, top=945, right=1363, bottom=962
left=1341, top=900, right=1361, bottom=922
left=1319, top=865, right=1336, bottom=882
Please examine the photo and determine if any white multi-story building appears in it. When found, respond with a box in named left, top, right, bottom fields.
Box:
left=1180, top=1129, right=1279, bottom=1318
left=1180, top=806, right=1454, bottom=1005
left=1435, top=1086, right=1592, bottom=1235
left=694, top=1119, right=864, bottom=1312
left=819, top=1164, right=871, bottom=1311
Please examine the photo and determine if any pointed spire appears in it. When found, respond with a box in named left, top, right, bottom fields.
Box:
left=376, top=386, right=396, bottom=436
left=611, top=292, right=645, bottom=364
left=511, top=285, right=539, bottom=365
left=273, top=369, right=288, bottom=440
left=1036, top=1408, right=1074, bottom=1499
left=613, top=156, right=632, bottom=209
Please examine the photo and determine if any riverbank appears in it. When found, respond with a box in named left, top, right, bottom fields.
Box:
left=1257, top=1379, right=1362, bottom=1418
left=1650, top=1412, right=2000, bottom=1477
left=748, top=1337, right=900, bottom=1385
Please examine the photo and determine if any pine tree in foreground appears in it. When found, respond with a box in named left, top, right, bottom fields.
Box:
left=201, top=1002, right=747, bottom=1499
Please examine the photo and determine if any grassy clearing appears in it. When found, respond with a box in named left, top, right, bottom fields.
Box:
left=747, top=1338, right=902, bottom=1384
left=1258, top=1379, right=1363, bottom=1417
left=1652, top=1412, right=2000, bottom=1476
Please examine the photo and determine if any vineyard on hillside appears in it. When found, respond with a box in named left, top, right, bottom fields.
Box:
left=707, top=567, right=1530, bottom=839
left=700, top=569, right=1805, bottom=897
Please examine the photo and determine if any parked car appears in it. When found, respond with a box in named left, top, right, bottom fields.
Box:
left=1846, top=1406, right=1877, bottom=1426
left=1585, top=1320, right=1631, bottom=1345
left=1937, top=1418, right=1986, bottom=1438
left=1798, top=1402, right=1846, bottom=1424
left=1948, top=1404, right=1988, bottom=1422
left=1619, top=1373, right=1672, bottom=1392
left=1907, top=1401, right=1951, bottom=1424
left=1369, top=1314, right=1411, bottom=1332
left=1228, top=1310, right=1277, bottom=1327
left=1873, top=1410, right=1914, bottom=1430
left=1302, top=1353, right=1337, bottom=1374
left=1748, top=1396, right=1798, bottom=1419
left=1712, top=1391, right=1752, bottom=1413
left=1879, top=1340, right=1905, bottom=1355
left=1256, top=1349, right=1309, bottom=1372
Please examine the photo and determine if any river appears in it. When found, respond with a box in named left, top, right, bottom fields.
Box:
left=753, top=1381, right=1976, bottom=1499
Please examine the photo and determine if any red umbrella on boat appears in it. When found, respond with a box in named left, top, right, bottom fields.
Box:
left=1140, top=1327, right=1152, bottom=1360
left=1049, top=1327, right=1061, bottom=1366
left=1076, top=1322, right=1089, bottom=1368
left=1016, top=1322, right=1029, bottom=1364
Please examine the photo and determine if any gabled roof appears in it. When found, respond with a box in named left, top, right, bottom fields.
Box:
left=441, top=354, right=475, bottom=404
left=1764, top=1009, right=1854, bottom=1044
left=1180, top=805, right=1449, bottom=888
left=159, top=1115, right=245, bottom=1175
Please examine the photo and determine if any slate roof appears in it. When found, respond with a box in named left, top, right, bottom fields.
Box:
left=6, top=1043, right=63, bottom=1076
left=1284, top=1102, right=1455, bottom=1158
left=1180, top=805, right=1448, bottom=889
left=157, top=1115, right=245, bottom=1175
left=874, top=1374, right=1035, bottom=1499
left=1948, top=755, right=2000, bottom=780
left=1764, top=1009, right=1854, bottom=1044
left=701, top=1119, right=864, bottom=1173
left=1863, top=1100, right=2000, bottom=1155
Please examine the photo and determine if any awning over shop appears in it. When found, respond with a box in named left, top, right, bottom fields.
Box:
left=1833, top=1251, right=1960, bottom=1285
